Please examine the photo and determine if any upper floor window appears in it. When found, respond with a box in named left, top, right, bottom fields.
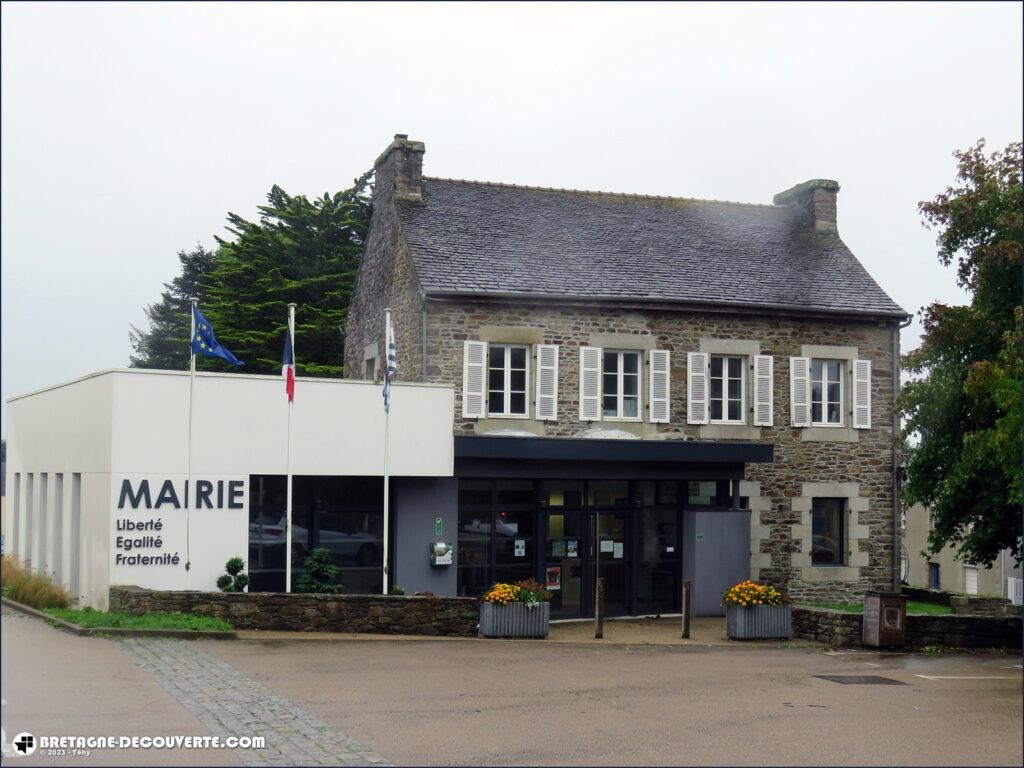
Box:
left=709, top=355, right=745, bottom=423
left=488, top=344, right=528, bottom=417
left=810, top=359, right=843, bottom=426
left=602, top=350, right=641, bottom=419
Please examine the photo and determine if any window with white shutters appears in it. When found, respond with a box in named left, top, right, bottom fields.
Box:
left=852, top=359, right=871, bottom=429
left=753, top=354, right=774, bottom=427
left=648, top=349, right=670, bottom=423
left=686, top=352, right=709, bottom=425
left=811, top=359, right=843, bottom=426
left=709, top=355, right=745, bottom=423
left=789, top=356, right=811, bottom=427
left=535, top=344, right=559, bottom=421
left=462, top=340, right=487, bottom=418
left=579, top=346, right=602, bottom=421
left=487, top=344, right=529, bottom=417
left=602, top=350, right=642, bottom=419
left=964, top=565, right=979, bottom=595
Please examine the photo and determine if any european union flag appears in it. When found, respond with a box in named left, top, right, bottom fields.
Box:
left=191, top=305, right=244, bottom=366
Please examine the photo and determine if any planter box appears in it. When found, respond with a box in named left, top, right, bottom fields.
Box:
left=479, top=602, right=550, bottom=638
left=726, top=604, right=792, bottom=640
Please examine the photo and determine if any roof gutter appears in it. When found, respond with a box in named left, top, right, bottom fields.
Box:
left=423, top=290, right=912, bottom=324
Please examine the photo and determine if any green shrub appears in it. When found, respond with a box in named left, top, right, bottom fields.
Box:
left=217, top=556, right=249, bottom=592
left=389, top=585, right=406, bottom=596
left=295, top=548, right=340, bottom=594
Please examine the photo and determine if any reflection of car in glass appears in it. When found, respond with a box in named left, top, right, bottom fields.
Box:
left=249, top=514, right=381, bottom=566
left=811, top=535, right=840, bottom=563
left=461, top=518, right=519, bottom=538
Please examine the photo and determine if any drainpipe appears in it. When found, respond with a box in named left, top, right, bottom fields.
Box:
left=421, top=290, right=428, bottom=383
left=893, top=315, right=913, bottom=593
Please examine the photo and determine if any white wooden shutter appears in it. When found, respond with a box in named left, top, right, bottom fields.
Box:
left=579, top=346, right=602, bottom=421
left=535, top=344, right=559, bottom=421
left=686, top=352, right=708, bottom=425
left=852, top=359, right=871, bottom=429
left=964, top=566, right=979, bottom=595
left=648, top=349, right=671, bottom=423
left=753, top=354, right=774, bottom=427
left=789, top=356, right=811, bottom=427
left=462, top=341, right=487, bottom=418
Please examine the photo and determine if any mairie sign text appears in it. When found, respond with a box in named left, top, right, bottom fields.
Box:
left=118, top=479, right=245, bottom=510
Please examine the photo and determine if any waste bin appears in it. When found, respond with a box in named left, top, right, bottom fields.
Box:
left=862, top=591, right=906, bottom=647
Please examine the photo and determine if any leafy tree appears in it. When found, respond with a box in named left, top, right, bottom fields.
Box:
left=130, top=245, right=218, bottom=369
left=901, top=139, right=1022, bottom=566
left=198, top=174, right=373, bottom=376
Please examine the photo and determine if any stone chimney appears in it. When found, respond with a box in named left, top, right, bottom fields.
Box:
left=772, top=179, right=840, bottom=233
left=374, top=133, right=425, bottom=203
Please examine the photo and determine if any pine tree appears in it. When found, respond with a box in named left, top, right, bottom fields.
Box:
left=130, top=245, right=218, bottom=369
left=198, top=173, right=372, bottom=376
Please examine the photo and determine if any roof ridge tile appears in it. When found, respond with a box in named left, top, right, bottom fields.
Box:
left=421, top=176, right=779, bottom=209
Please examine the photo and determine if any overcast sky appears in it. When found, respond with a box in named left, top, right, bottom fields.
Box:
left=2, top=1, right=1021, bottom=436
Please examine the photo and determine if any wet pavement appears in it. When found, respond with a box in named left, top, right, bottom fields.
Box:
left=4, top=605, right=1021, bottom=766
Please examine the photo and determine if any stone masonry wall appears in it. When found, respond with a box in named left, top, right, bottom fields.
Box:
left=424, top=299, right=899, bottom=602
left=343, top=147, right=423, bottom=382
left=110, top=586, right=479, bottom=636
left=792, top=606, right=1023, bottom=649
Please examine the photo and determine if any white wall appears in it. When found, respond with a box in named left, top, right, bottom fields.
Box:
left=6, top=368, right=455, bottom=608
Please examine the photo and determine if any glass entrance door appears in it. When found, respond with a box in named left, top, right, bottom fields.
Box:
left=544, top=511, right=587, bottom=618
left=595, top=510, right=629, bottom=616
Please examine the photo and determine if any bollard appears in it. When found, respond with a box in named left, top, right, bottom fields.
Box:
left=681, top=580, right=691, bottom=639
left=595, top=578, right=605, bottom=639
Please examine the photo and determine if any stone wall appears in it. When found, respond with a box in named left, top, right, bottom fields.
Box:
left=949, top=595, right=1021, bottom=617
left=110, top=586, right=479, bottom=636
left=425, top=300, right=899, bottom=602
left=792, top=606, right=1022, bottom=649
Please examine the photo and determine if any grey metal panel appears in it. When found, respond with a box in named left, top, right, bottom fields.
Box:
left=393, top=477, right=458, bottom=596
left=456, top=458, right=747, bottom=481
left=692, top=510, right=751, bottom=617
left=455, top=435, right=773, bottom=465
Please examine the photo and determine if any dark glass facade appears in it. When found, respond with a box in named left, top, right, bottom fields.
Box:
left=248, top=475, right=383, bottom=593
left=456, top=477, right=735, bottom=618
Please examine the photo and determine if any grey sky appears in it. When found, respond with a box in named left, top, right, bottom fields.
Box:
left=2, top=1, right=1022, bottom=436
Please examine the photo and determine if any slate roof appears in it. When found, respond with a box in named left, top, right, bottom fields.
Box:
left=395, top=178, right=906, bottom=318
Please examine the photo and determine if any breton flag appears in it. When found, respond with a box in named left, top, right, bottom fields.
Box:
left=282, top=313, right=295, bottom=402
left=383, top=311, right=398, bottom=413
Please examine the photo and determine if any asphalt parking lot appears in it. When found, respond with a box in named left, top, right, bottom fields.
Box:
left=3, top=607, right=1021, bottom=766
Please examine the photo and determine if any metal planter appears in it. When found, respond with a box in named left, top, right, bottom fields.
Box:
left=479, top=602, right=550, bottom=638
left=726, top=604, right=792, bottom=640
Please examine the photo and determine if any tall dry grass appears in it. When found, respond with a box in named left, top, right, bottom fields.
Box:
left=1, top=554, right=71, bottom=609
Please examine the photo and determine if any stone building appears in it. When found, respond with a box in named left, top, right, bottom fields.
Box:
left=345, top=134, right=910, bottom=615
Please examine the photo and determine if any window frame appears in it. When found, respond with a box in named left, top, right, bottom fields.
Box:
left=601, top=349, right=643, bottom=421
left=810, top=358, right=844, bottom=427
left=708, top=354, right=746, bottom=425
left=810, top=496, right=846, bottom=567
left=486, top=343, right=530, bottom=418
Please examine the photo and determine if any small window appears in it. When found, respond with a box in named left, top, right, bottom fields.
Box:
left=810, top=359, right=843, bottom=426
left=709, top=355, right=745, bottom=423
left=364, top=358, right=377, bottom=382
left=929, top=562, right=941, bottom=590
left=964, top=565, right=979, bottom=595
left=602, top=350, right=641, bottom=419
left=487, top=344, right=529, bottom=417
left=811, top=497, right=845, bottom=565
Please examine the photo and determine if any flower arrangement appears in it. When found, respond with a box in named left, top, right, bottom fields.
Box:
left=722, top=579, right=788, bottom=607
left=482, top=578, right=552, bottom=609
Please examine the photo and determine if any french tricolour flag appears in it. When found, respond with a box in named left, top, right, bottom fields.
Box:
left=282, top=316, right=295, bottom=403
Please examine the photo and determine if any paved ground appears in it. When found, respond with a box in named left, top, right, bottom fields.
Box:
left=3, top=606, right=1021, bottom=766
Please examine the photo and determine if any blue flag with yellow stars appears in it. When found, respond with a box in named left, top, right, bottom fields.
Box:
left=191, top=305, right=244, bottom=366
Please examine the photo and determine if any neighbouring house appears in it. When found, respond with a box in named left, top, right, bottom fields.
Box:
left=901, top=502, right=1022, bottom=600
left=344, top=134, right=910, bottom=617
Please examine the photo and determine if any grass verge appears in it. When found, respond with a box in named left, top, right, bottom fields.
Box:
left=801, top=601, right=951, bottom=615
left=43, top=607, right=232, bottom=631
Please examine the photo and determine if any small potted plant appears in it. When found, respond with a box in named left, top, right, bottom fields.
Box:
left=723, top=579, right=791, bottom=640
left=479, top=578, right=551, bottom=638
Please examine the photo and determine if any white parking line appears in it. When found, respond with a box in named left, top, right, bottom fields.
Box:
left=914, top=675, right=1019, bottom=681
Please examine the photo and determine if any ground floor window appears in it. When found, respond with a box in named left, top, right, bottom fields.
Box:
left=248, top=475, right=383, bottom=593
left=810, top=497, right=845, bottom=565
left=929, top=562, right=941, bottom=590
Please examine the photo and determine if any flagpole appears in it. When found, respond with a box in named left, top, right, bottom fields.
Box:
left=185, top=297, right=197, bottom=580
left=382, top=308, right=392, bottom=596
left=285, top=303, right=296, bottom=593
